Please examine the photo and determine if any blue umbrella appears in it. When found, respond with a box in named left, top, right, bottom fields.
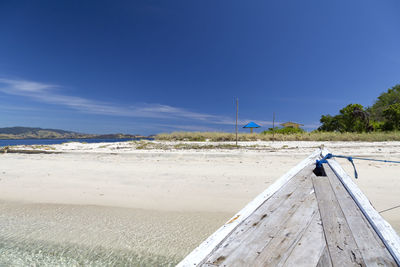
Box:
left=243, top=122, right=261, bottom=133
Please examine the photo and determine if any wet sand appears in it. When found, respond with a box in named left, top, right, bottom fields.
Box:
left=0, top=141, right=399, bottom=265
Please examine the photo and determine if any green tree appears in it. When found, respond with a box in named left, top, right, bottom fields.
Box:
left=369, top=84, right=400, bottom=121
left=318, top=104, right=370, bottom=132
left=339, top=104, right=369, bottom=132
left=383, top=103, right=400, bottom=130
left=318, top=114, right=341, bottom=132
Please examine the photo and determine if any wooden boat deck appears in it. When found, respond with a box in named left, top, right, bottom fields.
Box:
left=179, top=150, right=400, bottom=266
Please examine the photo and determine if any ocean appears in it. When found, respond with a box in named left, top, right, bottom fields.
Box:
left=0, top=138, right=151, bottom=147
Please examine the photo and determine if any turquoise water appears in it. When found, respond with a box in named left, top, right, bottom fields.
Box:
left=0, top=138, right=152, bottom=147
left=0, top=202, right=229, bottom=266
left=0, top=238, right=175, bottom=266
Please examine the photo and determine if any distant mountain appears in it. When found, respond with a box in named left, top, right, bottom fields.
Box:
left=0, top=127, right=143, bottom=139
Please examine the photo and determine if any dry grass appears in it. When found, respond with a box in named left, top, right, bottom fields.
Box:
left=155, top=131, right=400, bottom=142
left=129, top=141, right=257, bottom=150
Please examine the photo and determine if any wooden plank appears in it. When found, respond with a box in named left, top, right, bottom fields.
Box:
left=324, top=165, right=397, bottom=266
left=282, top=212, right=327, bottom=267
left=321, top=148, right=400, bottom=265
left=203, top=166, right=314, bottom=266
left=312, top=175, right=366, bottom=266
left=203, top=165, right=314, bottom=266
left=252, top=194, right=318, bottom=266
left=177, top=149, right=321, bottom=267
left=204, top=166, right=316, bottom=266
left=316, top=246, right=333, bottom=267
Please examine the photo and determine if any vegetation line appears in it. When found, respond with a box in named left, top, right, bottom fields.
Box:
left=319, top=84, right=400, bottom=132
left=155, top=131, right=400, bottom=142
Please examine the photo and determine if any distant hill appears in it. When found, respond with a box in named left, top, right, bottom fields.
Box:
left=0, top=127, right=143, bottom=139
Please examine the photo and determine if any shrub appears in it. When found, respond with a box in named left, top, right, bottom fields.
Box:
left=262, top=127, right=305, bottom=135
left=383, top=103, right=400, bottom=131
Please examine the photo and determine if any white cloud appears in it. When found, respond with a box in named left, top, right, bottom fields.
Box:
left=0, top=78, right=56, bottom=93
left=0, top=78, right=235, bottom=123
left=0, top=78, right=298, bottom=128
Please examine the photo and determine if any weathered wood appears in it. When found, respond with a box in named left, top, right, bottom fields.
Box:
left=204, top=165, right=314, bottom=266
left=252, top=194, right=318, bottom=266
left=203, top=166, right=315, bottom=266
left=316, top=246, right=333, bottom=267
left=322, top=148, right=400, bottom=264
left=312, top=175, right=365, bottom=267
left=282, top=212, right=327, bottom=267
left=324, top=164, right=397, bottom=266
left=177, top=150, right=321, bottom=267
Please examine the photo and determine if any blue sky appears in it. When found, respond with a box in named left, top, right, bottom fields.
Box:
left=1, top=0, right=400, bottom=135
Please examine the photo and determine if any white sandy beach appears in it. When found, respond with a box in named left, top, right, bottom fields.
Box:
left=0, top=141, right=399, bottom=265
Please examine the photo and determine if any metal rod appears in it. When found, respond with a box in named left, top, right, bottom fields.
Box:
left=272, top=112, right=275, bottom=142
left=380, top=205, right=400, bottom=214
left=235, top=98, right=238, bottom=146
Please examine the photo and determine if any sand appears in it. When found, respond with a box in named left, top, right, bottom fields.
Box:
left=0, top=141, right=399, bottom=265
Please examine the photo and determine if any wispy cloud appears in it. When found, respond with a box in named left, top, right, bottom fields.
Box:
left=0, top=78, right=237, bottom=124
left=0, top=79, right=57, bottom=93
left=0, top=78, right=309, bottom=129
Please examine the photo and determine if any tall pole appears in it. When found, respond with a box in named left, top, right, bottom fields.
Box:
left=235, top=98, right=238, bottom=146
left=272, top=112, right=275, bottom=142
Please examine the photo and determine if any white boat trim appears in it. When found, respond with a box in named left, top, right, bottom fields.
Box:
left=322, top=148, right=400, bottom=265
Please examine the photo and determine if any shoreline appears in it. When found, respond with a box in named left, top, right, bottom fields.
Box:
left=5, top=139, right=400, bottom=152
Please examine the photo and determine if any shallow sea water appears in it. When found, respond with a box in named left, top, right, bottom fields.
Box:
left=0, top=138, right=150, bottom=147
left=0, top=201, right=230, bottom=266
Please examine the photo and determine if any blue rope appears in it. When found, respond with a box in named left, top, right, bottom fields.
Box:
left=332, top=155, right=400, bottom=164
left=316, top=153, right=400, bottom=179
